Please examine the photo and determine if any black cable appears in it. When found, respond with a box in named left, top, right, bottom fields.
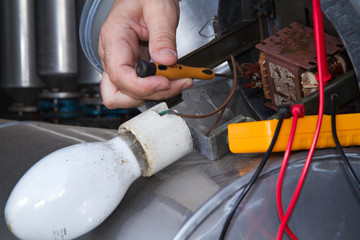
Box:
left=330, top=94, right=360, bottom=191
left=219, top=108, right=288, bottom=240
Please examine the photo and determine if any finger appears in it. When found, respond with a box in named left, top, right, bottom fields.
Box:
left=99, top=14, right=172, bottom=97
left=145, top=78, right=194, bottom=101
left=101, top=72, right=144, bottom=109
left=144, top=0, right=179, bottom=65
left=108, top=64, right=172, bottom=97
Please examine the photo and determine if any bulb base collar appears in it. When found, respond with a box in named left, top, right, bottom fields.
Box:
left=119, top=103, right=193, bottom=177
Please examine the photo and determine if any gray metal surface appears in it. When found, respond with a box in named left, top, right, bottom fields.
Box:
left=182, top=151, right=360, bottom=240
left=228, top=155, right=360, bottom=239
left=321, top=0, right=360, bottom=85
left=179, top=20, right=260, bottom=68
left=176, top=0, right=218, bottom=58
left=190, top=115, right=254, bottom=161
left=36, top=0, right=78, bottom=77
left=1, top=120, right=360, bottom=239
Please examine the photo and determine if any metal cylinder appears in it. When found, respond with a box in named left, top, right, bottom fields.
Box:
left=0, top=0, right=43, bottom=89
left=36, top=0, right=77, bottom=77
left=0, top=0, right=44, bottom=105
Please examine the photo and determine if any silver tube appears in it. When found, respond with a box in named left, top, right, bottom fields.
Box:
left=36, top=0, right=77, bottom=77
left=0, top=0, right=43, bottom=88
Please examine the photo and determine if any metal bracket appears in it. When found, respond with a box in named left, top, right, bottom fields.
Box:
left=179, top=20, right=261, bottom=69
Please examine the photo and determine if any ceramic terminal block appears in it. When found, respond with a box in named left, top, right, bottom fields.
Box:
left=119, top=103, right=193, bottom=176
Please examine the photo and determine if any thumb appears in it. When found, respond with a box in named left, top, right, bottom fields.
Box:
left=144, top=0, right=179, bottom=65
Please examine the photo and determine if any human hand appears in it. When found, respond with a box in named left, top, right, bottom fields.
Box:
left=98, top=0, right=193, bottom=109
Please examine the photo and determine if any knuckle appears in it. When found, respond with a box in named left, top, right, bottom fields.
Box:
left=136, top=85, right=152, bottom=96
left=151, top=30, right=176, bottom=48
left=102, top=96, right=117, bottom=110
left=154, top=90, right=177, bottom=101
left=163, top=91, right=178, bottom=99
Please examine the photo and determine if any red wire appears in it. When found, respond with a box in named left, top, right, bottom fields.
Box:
left=312, top=0, right=331, bottom=84
left=276, top=0, right=330, bottom=239
left=276, top=107, right=302, bottom=240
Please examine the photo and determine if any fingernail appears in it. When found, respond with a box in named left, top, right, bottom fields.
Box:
left=157, top=49, right=177, bottom=57
left=181, top=79, right=193, bottom=91
left=156, top=83, right=170, bottom=91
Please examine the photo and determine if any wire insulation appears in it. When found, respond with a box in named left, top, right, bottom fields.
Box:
left=205, top=107, right=226, bottom=136
left=276, top=0, right=328, bottom=238
left=276, top=107, right=302, bottom=240
left=219, top=110, right=286, bottom=240
left=330, top=95, right=360, bottom=190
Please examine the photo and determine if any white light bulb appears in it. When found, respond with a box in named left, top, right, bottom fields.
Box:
left=5, top=136, right=141, bottom=240
left=4, top=103, right=193, bottom=240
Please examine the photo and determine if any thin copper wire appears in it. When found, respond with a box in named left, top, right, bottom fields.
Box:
left=205, top=107, right=226, bottom=136
left=206, top=56, right=241, bottom=135
left=205, top=57, right=248, bottom=136
left=269, top=18, right=278, bottom=36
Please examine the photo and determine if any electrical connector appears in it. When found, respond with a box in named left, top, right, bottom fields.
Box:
left=291, top=104, right=305, bottom=118
left=278, top=105, right=292, bottom=118
left=331, top=93, right=338, bottom=102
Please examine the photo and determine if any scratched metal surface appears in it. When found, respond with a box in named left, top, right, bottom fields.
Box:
left=0, top=120, right=260, bottom=240
left=1, top=120, right=360, bottom=239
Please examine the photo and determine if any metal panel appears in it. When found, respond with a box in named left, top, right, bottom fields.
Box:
left=179, top=20, right=261, bottom=68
